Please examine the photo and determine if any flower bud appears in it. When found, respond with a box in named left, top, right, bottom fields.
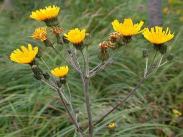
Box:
left=60, top=77, right=66, bottom=84
left=31, top=65, right=43, bottom=80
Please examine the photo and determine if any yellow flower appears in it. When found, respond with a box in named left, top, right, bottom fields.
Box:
left=30, top=5, right=60, bottom=21
left=32, top=27, right=47, bottom=41
left=172, top=109, right=182, bottom=117
left=143, top=26, right=174, bottom=45
left=163, top=7, right=169, bottom=15
left=112, top=18, right=144, bottom=36
left=10, top=44, right=38, bottom=64
left=107, top=122, right=117, bottom=129
left=64, top=28, right=86, bottom=45
left=51, top=66, right=69, bottom=78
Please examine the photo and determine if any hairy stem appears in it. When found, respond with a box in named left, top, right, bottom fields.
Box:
left=81, top=48, right=93, bottom=137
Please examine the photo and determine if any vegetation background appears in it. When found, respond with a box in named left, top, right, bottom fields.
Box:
left=0, top=0, right=182, bottom=137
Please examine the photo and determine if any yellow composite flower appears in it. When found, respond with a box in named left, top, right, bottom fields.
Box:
left=51, top=66, right=69, bottom=78
left=143, top=26, right=174, bottom=45
left=64, top=28, right=86, bottom=45
left=172, top=109, right=182, bottom=117
left=30, top=5, right=60, bottom=21
left=107, top=122, right=117, bottom=129
left=32, top=27, right=47, bottom=41
left=112, top=18, right=144, bottom=36
left=10, top=44, right=38, bottom=64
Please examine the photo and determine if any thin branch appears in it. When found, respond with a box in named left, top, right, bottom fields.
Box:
left=94, top=51, right=160, bottom=125
left=66, top=47, right=82, bottom=73
left=89, top=58, right=113, bottom=78
left=41, top=79, right=57, bottom=91
left=159, top=61, right=168, bottom=67
left=94, top=78, right=146, bottom=125
left=57, top=87, right=84, bottom=137
left=144, top=57, right=149, bottom=78
left=66, top=83, right=78, bottom=121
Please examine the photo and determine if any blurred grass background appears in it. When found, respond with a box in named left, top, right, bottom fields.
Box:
left=0, top=0, right=183, bottom=137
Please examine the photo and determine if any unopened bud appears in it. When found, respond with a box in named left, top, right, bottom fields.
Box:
left=60, top=77, right=66, bottom=84
left=31, top=65, right=43, bottom=80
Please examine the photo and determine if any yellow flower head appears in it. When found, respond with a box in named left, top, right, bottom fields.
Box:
left=107, top=122, right=117, bottom=129
left=172, top=109, right=182, bottom=117
left=112, top=18, right=144, bottom=36
left=10, top=44, right=38, bottom=64
left=51, top=66, right=69, bottom=78
left=30, top=5, right=60, bottom=21
left=32, top=27, right=47, bottom=41
left=64, top=28, right=86, bottom=45
left=143, top=26, right=174, bottom=45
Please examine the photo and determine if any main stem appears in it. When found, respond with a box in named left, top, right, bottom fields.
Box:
left=81, top=49, right=93, bottom=137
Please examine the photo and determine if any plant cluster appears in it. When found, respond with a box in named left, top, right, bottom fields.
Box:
left=9, top=5, right=175, bottom=137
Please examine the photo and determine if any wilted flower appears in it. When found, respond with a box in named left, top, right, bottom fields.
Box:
left=52, top=26, right=64, bottom=35
left=108, top=32, right=121, bottom=43
left=10, top=44, right=38, bottom=64
left=64, top=28, right=86, bottom=46
left=112, top=18, right=144, bottom=36
left=32, top=27, right=47, bottom=41
left=51, top=66, right=69, bottom=78
left=143, top=26, right=174, bottom=45
left=30, top=5, right=60, bottom=21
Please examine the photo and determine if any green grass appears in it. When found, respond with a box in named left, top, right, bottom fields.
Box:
left=0, top=0, right=183, bottom=137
